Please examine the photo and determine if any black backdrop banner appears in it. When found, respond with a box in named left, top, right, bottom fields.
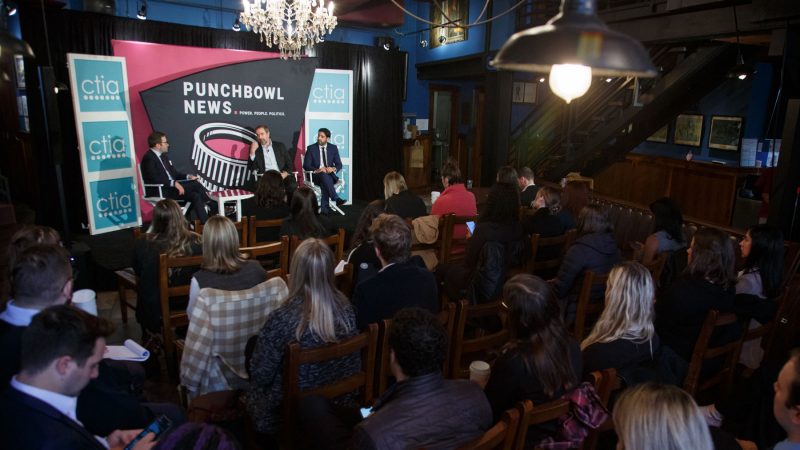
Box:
left=140, top=58, right=317, bottom=190
left=19, top=6, right=402, bottom=228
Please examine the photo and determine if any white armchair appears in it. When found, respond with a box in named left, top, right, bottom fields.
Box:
left=137, top=164, right=192, bottom=216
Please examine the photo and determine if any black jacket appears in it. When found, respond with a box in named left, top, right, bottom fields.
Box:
left=554, top=232, right=620, bottom=299
left=353, top=260, right=438, bottom=329
left=351, top=373, right=492, bottom=450
left=385, top=190, right=427, bottom=220
left=140, top=149, right=187, bottom=197
left=246, top=141, right=293, bottom=174
left=519, top=184, right=539, bottom=208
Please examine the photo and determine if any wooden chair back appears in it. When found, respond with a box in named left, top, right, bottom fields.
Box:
left=247, top=215, right=285, bottom=247
left=573, top=271, right=610, bottom=341
left=336, top=262, right=355, bottom=298
left=458, top=408, right=520, bottom=450
left=376, top=303, right=456, bottom=396
left=158, top=252, right=204, bottom=380
left=440, top=214, right=478, bottom=264
left=783, top=242, right=800, bottom=291
left=283, top=324, right=378, bottom=446
left=527, top=229, right=576, bottom=275
left=683, top=309, right=744, bottom=397
left=239, top=236, right=289, bottom=281
left=451, top=300, right=510, bottom=379
left=194, top=217, right=249, bottom=247
left=409, top=214, right=449, bottom=264
left=582, top=368, right=622, bottom=450
left=513, top=399, right=572, bottom=450
left=290, top=228, right=346, bottom=266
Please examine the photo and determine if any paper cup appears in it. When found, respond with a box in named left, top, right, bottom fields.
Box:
left=469, top=360, right=491, bottom=388
left=431, top=191, right=440, bottom=205
left=72, top=289, right=98, bottom=316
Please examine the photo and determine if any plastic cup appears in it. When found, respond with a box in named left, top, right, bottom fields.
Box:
left=469, top=360, right=491, bottom=389
left=71, top=289, right=98, bottom=316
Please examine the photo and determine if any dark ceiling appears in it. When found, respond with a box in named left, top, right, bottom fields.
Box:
left=335, top=0, right=407, bottom=28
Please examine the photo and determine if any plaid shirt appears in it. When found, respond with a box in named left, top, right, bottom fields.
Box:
left=180, top=277, right=288, bottom=398
left=537, top=382, right=609, bottom=449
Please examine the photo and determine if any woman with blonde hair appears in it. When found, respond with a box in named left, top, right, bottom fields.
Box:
left=247, top=238, right=359, bottom=435
left=613, top=383, right=713, bottom=450
left=187, top=215, right=267, bottom=314
left=383, top=171, right=426, bottom=219
left=581, top=261, right=659, bottom=375
left=133, top=199, right=202, bottom=333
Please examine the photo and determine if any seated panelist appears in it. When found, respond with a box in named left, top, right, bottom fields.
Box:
left=303, top=127, right=345, bottom=215
left=247, top=124, right=297, bottom=199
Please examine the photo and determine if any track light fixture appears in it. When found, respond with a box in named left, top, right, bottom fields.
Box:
left=137, top=1, right=147, bottom=20
left=419, top=39, right=428, bottom=48
left=438, top=35, right=447, bottom=44
left=5, top=2, right=17, bottom=16
left=232, top=17, right=240, bottom=31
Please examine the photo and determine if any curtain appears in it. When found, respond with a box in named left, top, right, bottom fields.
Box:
left=19, top=7, right=402, bottom=228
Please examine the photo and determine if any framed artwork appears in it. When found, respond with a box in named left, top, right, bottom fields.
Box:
left=708, top=115, right=743, bottom=151
left=512, top=82, right=536, bottom=104
left=646, top=124, right=668, bottom=143
left=430, top=0, right=468, bottom=48
left=673, top=114, right=703, bottom=147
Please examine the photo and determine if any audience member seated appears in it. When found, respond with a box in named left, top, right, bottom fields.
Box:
left=153, top=422, right=240, bottom=450
left=655, top=227, right=739, bottom=363
left=736, top=224, right=784, bottom=369
left=346, top=201, right=384, bottom=287
left=298, top=308, right=492, bottom=450
left=2, top=225, right=61, bottom=307
left=383, top=171, right=426, bottom=220
left=247, top=238, right=360, bottom=435
left=613, top=383, right=714, bottom=450
left=517, top=166, right=539, bottom=207
left=431, top=157, right=477, bottom=241
left=0, top=305, right=157, bottom=450
left=523, top=186, right=569, bottom=277
left=242, top=169, right=291, bottom=243
left=496, top=165, right=518, bottom=185
left=553, top=204, right=620, bottom=322
left=0, top=244, right=183, bottom=436
left=484, top=274, right=581, bottom=439
left=437, top=183, right=528, bottom=303
left=352, top=214, right=438, bottom=329
left=188, top=216, right=267, bottom=315
left=279, top=186, right=330, bottom=240
left=637, top=197, right=687, bottom=266
left=767, top=352, right=800, bottom=450
left=559, top=180, right=590, bottom=230
left=132, top=199, right=202, bottom=335
left=581, top=261, right=660, bottom=377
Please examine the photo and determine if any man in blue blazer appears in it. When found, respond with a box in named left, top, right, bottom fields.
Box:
left=303, top=127, right=345, bottom=215
left=0, top=305, right=155, bottom=449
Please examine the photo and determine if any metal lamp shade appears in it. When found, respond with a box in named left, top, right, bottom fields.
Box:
left=491, top=0, right=656, bottom=78
left=0, top=31, right=34, bottom=58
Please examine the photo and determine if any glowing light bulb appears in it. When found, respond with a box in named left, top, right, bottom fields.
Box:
left=548, top=64, right=592, bottom=104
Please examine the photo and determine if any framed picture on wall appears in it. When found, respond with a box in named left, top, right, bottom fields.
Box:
left=646, top=124, right=668, bottom=143
left=708, top=115, right=743, bottom=151
left=673, top=114, right=703, bottom=147
left=512, top=82, right=535, bottom=104
left=430, top=0, right=468, bottom=48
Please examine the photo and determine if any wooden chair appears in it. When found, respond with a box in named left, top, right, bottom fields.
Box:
left=683, top=309, right=744, bottom=397
left=513, top=399, right=572, bottom=450
left=247, top=216, right=285, bottom=246
left=283, top=324, right=378, bottom=447
left=376, top=303, right=456, bottom=396
left=158, top=252, right=204, bottom=381
left=573, top=271, right=610, bottom=341
left=336, top=262, right=355, bottom=298
left=582, top=368, right=622, bottom=450
left=240, top=236, right=289, bottom=281
left=409, top=214, right=450, bottom=265
left=458, top=408, right=520, bottom=450
left=194, top=217, right=249, bottom=247
left=450, top=300, right=510, bottom=379
left=114, top=227, right=143, bottom=324
left=527, top=229, right=576, bottom=276
left=440, top=214, right=478, bottom=265
left=289, top=228, right=346, bottom=266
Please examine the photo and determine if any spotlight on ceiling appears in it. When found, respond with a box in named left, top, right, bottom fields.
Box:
left=491, top=0, right=657, bottom=103
left=376, top=36, right=394, bottom=51
left=137, top=2, right=147, bottom=20
left=538, top=77, right=546, bottom=83
left=419, top=39, right=428, bottom=48
left=232, top=17, right=241, bottom=31
left=438, top=35, right=447, bottom=44
left=605, top=77, right=613, bottom=83
left=54, top=81, right=69, bottom=94
left=5, top=2, right=17, bottom=16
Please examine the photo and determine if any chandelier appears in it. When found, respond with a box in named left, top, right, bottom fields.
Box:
left=240, top=0, right=337, bottom=60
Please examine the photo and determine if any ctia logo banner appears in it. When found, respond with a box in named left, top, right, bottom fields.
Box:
left=307, top=71, right=350, bottom=114
left=74, top=59, right=127, bottom=113
left=82, top=121, right=132, bottom=172
left=90, top=177, right=138, bottom=229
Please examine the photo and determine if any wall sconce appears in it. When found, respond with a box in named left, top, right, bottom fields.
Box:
left=137, top=1, right=147, bottom=20
left=491, top=0, right=656, bottom=103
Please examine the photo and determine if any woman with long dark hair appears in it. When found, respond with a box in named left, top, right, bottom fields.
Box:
left=640, top=197, right=686, bottom=266
left=484, top=274, right=580, bottom=438
left=243, top=170, right=291, bottom=242
left=346, top=200, right=385, bottom=286
left=279, top=186, right=329, bottom=240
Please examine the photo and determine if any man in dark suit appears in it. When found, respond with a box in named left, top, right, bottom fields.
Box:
left=518, top=166, right=539, bottom=208
left=140, top=131, right=217, bottom=223
left=352, top=214, right=438, bottom=329
left=303, top=127, right=345, bottom=215
left=246, top=124, right=297, bottom=198
left=0, top=305, right=155, bottom=450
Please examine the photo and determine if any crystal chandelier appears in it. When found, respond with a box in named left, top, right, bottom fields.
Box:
left=240, top=0, right=337, bottom=60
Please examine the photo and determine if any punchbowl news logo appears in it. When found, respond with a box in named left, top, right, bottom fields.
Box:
left=73, top=59, right=127, bottom=113
left=82, top=121, right=132, bottom=172
left=90, top=178, right=138, bottom=229
left=307, top=72, right=350, bottom=114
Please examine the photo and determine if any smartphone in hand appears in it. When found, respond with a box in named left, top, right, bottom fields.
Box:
left=124, top=415, right=172, bottom=450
